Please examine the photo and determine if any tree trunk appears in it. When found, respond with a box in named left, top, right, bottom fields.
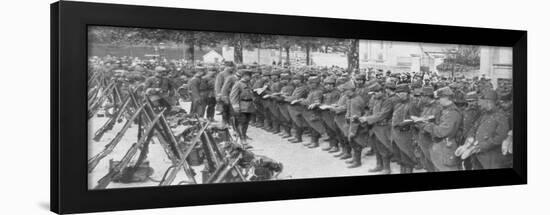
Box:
left=279, top=47, right=283, bottom=65
left=285, top=46, right=290, bottom=66
left=185, top=33, right=196, bottom=64
left=186, top=43, right=195, bottom=64
left=234, top=34, right=243, bottom=64
left=305, top=44, right=311, bottom=66
left=347, top=39, right=359, bottom=73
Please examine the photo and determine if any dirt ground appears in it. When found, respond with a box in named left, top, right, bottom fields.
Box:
left=88, top=102, right=418, bottom=189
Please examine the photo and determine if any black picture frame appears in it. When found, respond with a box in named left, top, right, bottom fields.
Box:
left=51, top=1, right=527, bottom=214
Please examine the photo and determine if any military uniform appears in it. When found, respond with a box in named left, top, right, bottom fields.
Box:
left=361, top=83, right=394, bottom=173
left=421, top=87, right=462, bottom=172
left=144, top=66, right=175, bottom=112
left=416, top=98, right=442, bottom=172
left=188, top=74, right=208, bottom=117
left=266, top=72, right=283, bottom=133
left=286, top=75, right=309, bottom=143
left=230, top=70, right=256, bottom=143
left=215, top=67, right=235, bottom=125
left=346, top=88, right=371, bottom=168
left=204, top=74, right=217, bottom=120
left=319, top=77, right=341, bottom=153
left=300, top=76, right=326, bottom=148
left=390, top=84, right=419, bottom=173
left=252, top=72, right=270, bottom=127
left=460, top=91, right=481, bottom=170
left=469, top=90, right=511, bottom=169
left=275, top=74, right=295, bottom=138
left=331, top=82, right=355, bottom=160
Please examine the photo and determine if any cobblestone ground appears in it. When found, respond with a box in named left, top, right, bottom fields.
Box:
left=88, top=102, right=420, bottom=189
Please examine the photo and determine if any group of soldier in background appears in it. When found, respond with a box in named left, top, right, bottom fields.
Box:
left=89, top=55, right=514, bottom=174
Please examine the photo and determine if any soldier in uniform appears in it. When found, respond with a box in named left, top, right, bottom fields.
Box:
left=460, top=91, right=481, bottom=170
left=144, top=66, right=175, bottom=113
left=215, top=66, right=235, bottom=126
left=360, top=82, right=394, bottom=173
left=413, top=86, right=442, bottom=172
left=188, top=67, right=208, bottom=117
left=259, top=71, right=274, bottom=132
left=286, top=74, right=310, bottom=143
left=390, top=84, right=419, bottom=173
left=230, top=69, right=256, bottom=146
left=252, top=70, right=270, bottom=128
left=465, top=90, right=511, bottom=169
left=204, top=69, right=217, bottom=121
left=220, top=69, right=240, bottom=127
left=346, top=79, right=374, bottom=168
left=418, top=87, right=462, bottom=172
left=273, top=73, right=295, bottom=138
left=319, top=76, right=341, bottom=153
left=265, top=71, right=283, bottom=134
left=330, top=79, right=355, bottom=160
left=299, top=75, right=326, bottom=148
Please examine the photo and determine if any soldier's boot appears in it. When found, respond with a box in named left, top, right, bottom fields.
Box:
left=303, top=137, right=315, bottom=146
left=345, top=148, right=360, bottom=163
left=289, top=129, right=303, bottom=143
left=347, top=150, right=362, bottom=168
left=339, top=146, right=352, bottom=160
left=328, top=145, right=340, bottom=153
left=365, top=148, right=375, bottom=156
left=368, top=155, right=384, bottom=172
left=307, top=138, right=320, bottom=148
left=381, top=157, right=392, bottom=174
left=278, top=125, right=288, bottom=136
left=322, top=142, right=333, bottom=151
left=281, top=126, right=292, bottom=138
left=272, top=123, right=281, bottom=134
left=289, top=137, right=303, bottom=143
left=334, top=143, right=348, bottom=157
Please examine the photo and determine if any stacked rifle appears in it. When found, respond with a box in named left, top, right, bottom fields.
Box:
left=88, top=76, right=249, bottom=189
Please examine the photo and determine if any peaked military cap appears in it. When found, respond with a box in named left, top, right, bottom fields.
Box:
left=323, top=76, right=337, bottom=84
left=480, top=89, right=498, bottom=101
left=422, top=86, right=435, bottom=97
left=434, top=86, right=454, bottom=98
left=395, top=84, right=410, bottom=93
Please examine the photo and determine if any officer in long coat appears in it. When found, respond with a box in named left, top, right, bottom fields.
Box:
left=274, top=73, right=295, bottom=138
left=346, top=80, right=373, bottom=168
left=286, top=74, right=309, bottom=143
left=390, top=84, right=419, bottom=173
left=319, top=76, right=341, bottom=152
left=467, top=90, right=511, bottom=169
left=414, top=86, right=442, bottom=172
left=300, top=75, right=327, bottom=148
left=215, top=67, right=235, bottom=126
left=230, top=69, right=256, bottom=145
left=259, top=71, right=275, bottom=132
left=252, top=70, right=270, bottom=128
left=265, top=71, right=283, bottom=134
left=360, top=82, right=396, bottom=174
left=188, top=67, right=208, bottom=117
left=331, top=82, right=354, bottom=160
left=204, top=69, right=217, bottom=121
left=419, top=87, right=462, bottom=172
left=460, top=91, right=481, bottom=169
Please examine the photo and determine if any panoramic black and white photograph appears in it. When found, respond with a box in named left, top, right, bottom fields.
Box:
left=87, top=26, right=514, bottom=189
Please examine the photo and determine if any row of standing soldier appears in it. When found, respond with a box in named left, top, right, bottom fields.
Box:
left=202, top=65, right=513, bottom=174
